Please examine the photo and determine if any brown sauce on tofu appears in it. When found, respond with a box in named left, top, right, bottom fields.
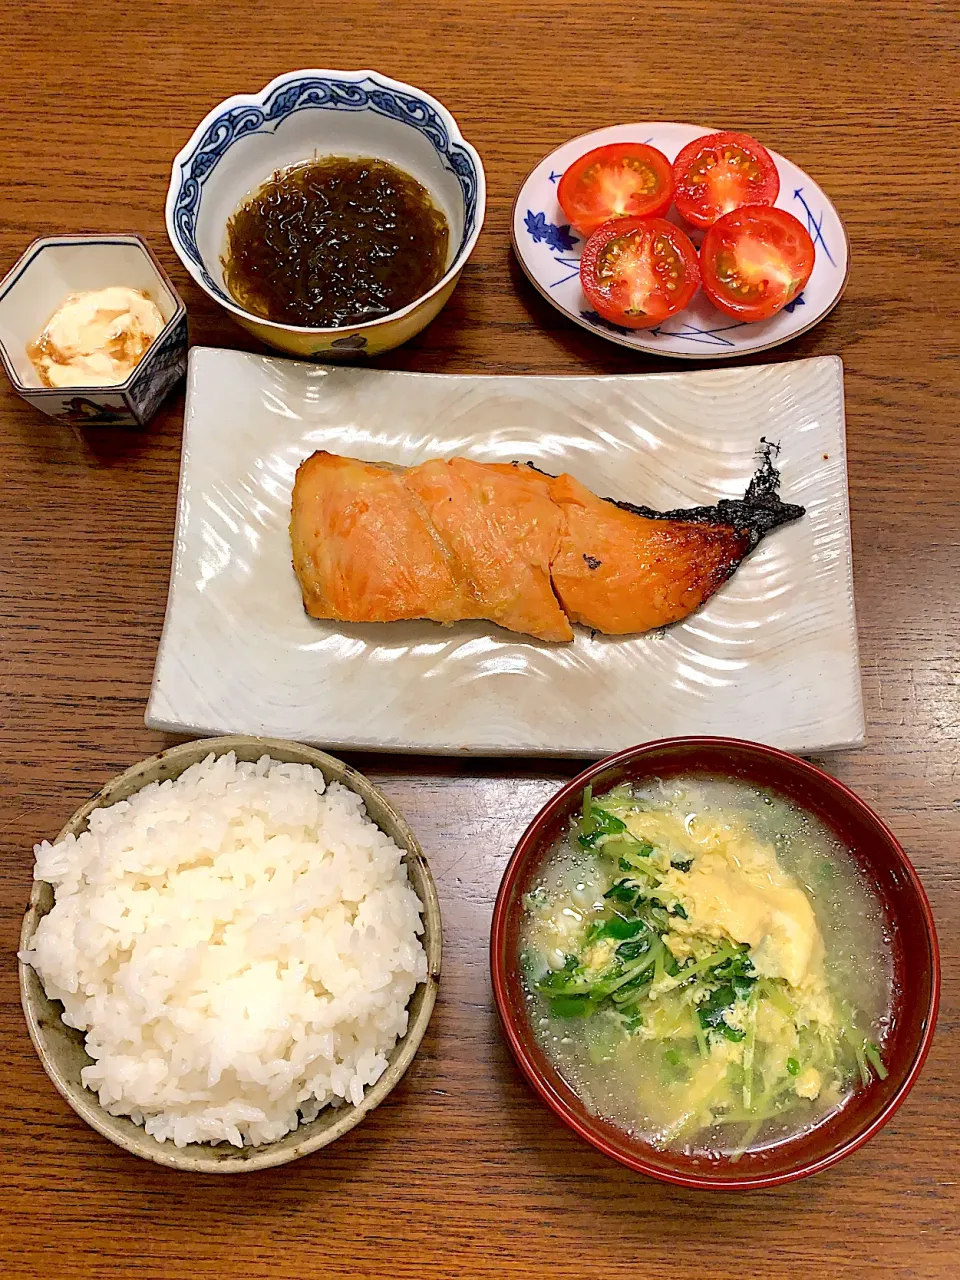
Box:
left=221, top=156, right=450, bottom=328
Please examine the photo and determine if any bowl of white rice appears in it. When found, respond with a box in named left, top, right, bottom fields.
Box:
left=18, top=735, right=441, bottom=1172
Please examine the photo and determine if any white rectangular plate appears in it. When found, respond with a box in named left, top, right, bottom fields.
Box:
left=146, top=348, right=864, bottom=757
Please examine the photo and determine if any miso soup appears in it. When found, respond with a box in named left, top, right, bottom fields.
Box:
left=519, top=776, right=893, bottom=1159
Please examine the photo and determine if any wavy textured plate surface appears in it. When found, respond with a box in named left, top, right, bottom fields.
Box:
left=512, top=122, right=849, bottom=359
left=146, top=347, right=864, bottom=757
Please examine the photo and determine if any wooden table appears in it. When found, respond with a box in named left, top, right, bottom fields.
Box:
left=2, top=2, right=957, bottom=1276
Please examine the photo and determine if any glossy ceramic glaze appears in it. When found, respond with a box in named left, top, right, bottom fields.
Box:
left=19, top=735, right=442, bottom=1173
left=490, top=737, right=940, bottom=1189
left=146, top=346, right=863, bottom=756
left=165, top=69, right=485, bottom=358
left=512, top=122, right=850, bottom=359
left=0, top=234, right=187, bottom=425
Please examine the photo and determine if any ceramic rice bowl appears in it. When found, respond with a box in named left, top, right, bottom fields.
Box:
left=19, top=735, right=442, bottom=1172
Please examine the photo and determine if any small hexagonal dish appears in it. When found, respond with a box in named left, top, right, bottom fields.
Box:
left=0, top=233, right=187, bottom=426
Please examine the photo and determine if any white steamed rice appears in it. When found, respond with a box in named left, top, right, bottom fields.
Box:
left=20, top=752, right=428, bottom=1148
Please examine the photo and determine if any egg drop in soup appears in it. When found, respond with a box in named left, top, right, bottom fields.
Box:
left=519, top=776, right=893, bottom=1159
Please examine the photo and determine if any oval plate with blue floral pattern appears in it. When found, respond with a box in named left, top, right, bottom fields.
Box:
left=512, top=123, right=849, bottom=359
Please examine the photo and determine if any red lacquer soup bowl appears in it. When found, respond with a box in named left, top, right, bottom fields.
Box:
left=490, top=737, right=940, bottom=1190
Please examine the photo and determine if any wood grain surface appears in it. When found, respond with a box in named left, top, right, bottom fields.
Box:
left=1, top=1, right=958, bottom=1276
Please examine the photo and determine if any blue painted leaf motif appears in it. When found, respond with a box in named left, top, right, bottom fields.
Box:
left=580, top=309, right=631, bottom=336
left=524, top=211, right=579, bottom=252
left=647, top=319, right=745, bottom=348
left=268, top=85, right=303, bottom=118
left=370, top=88, right=402, bottom=118
left=792, top=188, right=836, bottom=266
left=783, top=293, right=806, bottom=314
left=549, top=257, right=581, bottom=288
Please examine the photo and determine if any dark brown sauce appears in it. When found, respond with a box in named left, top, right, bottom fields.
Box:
left=221, top=156, right=450, bottom=328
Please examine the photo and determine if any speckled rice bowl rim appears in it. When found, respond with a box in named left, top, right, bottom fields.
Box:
left=19, top=735, right=442, bottom=1172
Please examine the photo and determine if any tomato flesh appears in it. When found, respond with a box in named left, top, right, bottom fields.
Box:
left=673, top=131, right=780, bottom=229
left=558, top=143, right=675, bottom=236
left=579, top=217, right=700, bottom=329
left=700, top=206, right=815, bottom=321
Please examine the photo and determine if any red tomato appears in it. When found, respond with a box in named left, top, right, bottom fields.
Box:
left=700, top=206, right=815, bottom=321
left=558, top=143, right=675, bottom=236
left=672, top=131, right=780, bottom=229
left=579, top=217, right=700, bottom=330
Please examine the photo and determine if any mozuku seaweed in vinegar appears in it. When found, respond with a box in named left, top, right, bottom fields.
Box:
left=222, top=156, right=450, bottom=328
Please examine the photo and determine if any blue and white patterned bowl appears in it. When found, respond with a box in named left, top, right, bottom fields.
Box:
left=512, top=122, right=850, bottom=359
left=165, top=69, right=485, bottom=358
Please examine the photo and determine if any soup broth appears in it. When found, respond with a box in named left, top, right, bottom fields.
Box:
left=519, top=776, right=893, bottom=1158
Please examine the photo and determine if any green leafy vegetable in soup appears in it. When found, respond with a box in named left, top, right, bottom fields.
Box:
left=520, top=777, right=893, bottom=1158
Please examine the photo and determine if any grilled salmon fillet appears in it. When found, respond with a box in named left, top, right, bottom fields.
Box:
left=403, top=457, right=573, bottom=641
left=290, top=448, right=804, bottom=642
left=548, top=472, right=755, bottom=635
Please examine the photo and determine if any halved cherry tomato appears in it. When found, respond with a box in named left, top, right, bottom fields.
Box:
left=672, top=131, right=780, bottom=229
left=558, top=143, right=675, bottom=236
left=579, top=217, right=700, bottom=330
left=700, top=206, right=815, bottom=321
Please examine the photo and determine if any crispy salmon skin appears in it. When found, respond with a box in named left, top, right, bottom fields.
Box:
left=290, top=445, right=804, bottom=641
